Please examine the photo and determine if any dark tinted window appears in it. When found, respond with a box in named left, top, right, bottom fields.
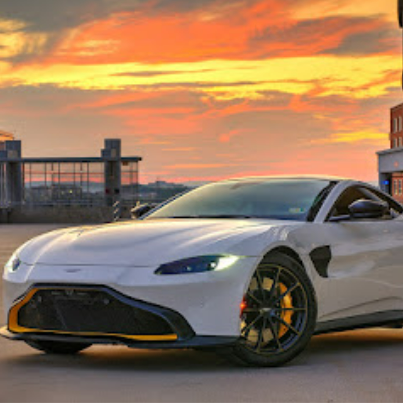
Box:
left=367, top=187, right=403, bottom=215
left=329, top=186, right=403, bottom=219
left=329, top=187, right=369, bottom=217
left=146, top=179, right=334, bottom=221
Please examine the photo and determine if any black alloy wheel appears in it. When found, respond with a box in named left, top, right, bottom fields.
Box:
left=223, top=252, right=317, bottom=367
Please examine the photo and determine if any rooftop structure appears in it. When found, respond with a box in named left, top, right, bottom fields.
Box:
left=377, top=102, right=403, bottom=201
left=0, top=130, right=14, bottom=151
left=0, top=138, right=142, bottom=223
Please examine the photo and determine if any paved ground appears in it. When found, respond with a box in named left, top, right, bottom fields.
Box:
left=0, top=225, right=403, bottom=403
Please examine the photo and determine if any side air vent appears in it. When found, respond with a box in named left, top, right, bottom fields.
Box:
left=309, top=246, right=332, bottom=278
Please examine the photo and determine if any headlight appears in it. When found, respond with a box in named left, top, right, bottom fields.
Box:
left=4, top=253, right=21, bottom=273
left=155, top=255, right=241, bottom=275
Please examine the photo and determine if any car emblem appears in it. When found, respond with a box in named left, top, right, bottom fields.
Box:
left=65, top=268, right=82, bottom=273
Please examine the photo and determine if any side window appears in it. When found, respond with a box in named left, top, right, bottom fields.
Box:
left=328, top=186, right=402, bottom=221
left=328, top=187, right=370, bottom=218
left=365, top=187, right=403, bottom=216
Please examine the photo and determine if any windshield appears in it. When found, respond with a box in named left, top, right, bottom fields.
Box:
left=145, top=179, right=335, bottom=221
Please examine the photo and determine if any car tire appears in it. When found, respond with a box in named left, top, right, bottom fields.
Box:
left=25, top=340, right=91, bottom=355
left=222, top=252, right=317, bottom=367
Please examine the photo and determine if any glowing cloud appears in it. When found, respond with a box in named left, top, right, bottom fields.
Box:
left=312, top=130, right=388, bottom=145
left=0, top=0, right=400, bottom=183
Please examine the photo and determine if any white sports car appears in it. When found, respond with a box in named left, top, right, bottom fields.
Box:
left=2, top=176, right=403, bottom=367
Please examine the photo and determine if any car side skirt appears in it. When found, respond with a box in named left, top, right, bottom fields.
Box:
left=315, top=310, right=403, bottom=335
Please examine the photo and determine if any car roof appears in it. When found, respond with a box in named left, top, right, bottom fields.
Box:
left=218, top=175, right=350, bottom=183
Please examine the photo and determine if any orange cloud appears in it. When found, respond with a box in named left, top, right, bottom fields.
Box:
left=219, top=129, right=242, bottom=143
left=0, top=130, right=14, bottom=141
left=312, top=130, right=388, bottom=145
left=0, top=0, right=400, bottom=184
left=165, top=163, right=237, bottom=170
left=33, top=0, right=395, bottom=66
left=163, top=147, right=196, bottom=152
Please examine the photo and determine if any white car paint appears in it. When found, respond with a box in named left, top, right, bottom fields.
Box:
left=3, top=177, right=403, bottom=339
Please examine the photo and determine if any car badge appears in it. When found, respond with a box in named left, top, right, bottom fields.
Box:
left=65, top=268, right=82, bottom=273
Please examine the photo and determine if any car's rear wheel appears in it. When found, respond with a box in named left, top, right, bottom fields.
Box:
left=25, top=340, right=91, bottom=355
left=223, top=252, right=317, bottom=367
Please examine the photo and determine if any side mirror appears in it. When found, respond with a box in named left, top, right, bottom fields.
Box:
left=131, top=203, right=158, bottom=219
left=348, top=199, right=388, bottom=219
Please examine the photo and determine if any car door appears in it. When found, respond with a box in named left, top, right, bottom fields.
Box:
left=317, top=185, right=403, bottom=322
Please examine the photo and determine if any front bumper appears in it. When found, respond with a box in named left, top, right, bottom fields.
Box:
left=6, top=284, right=194, bottom=341
left=1, top=284, right=238, bottom=349
left=4, top=257, right=260, bottom=336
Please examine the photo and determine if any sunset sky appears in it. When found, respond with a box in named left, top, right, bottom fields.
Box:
left=0, top=0, right=401, bottom=183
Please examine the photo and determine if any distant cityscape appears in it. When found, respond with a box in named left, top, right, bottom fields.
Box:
left=3, top=101, right=403, bottom=224
left=138, top=181, right=192, bottom=203
left=1, top=130, right=199, bottom=207
left=0, top=135, right=200, bottom=222
left=21, top=180, right=193, bottom=205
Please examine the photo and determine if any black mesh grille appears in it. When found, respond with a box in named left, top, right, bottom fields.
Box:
left=17, top=288, right=174, bottom=337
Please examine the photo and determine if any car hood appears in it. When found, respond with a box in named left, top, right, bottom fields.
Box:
left=18, top=218, right=303, bottom=267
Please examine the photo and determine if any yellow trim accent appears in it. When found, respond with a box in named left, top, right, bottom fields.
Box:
left=8, top=288, right=178, bottom=342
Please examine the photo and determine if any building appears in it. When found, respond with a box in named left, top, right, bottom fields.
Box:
left=377, top=102, right=403, bottom=202
left=0, top=137, right=142, bottom=223
left=0, top=130, right=14, bottom=151
left=0, top=131, right=15, bottom=211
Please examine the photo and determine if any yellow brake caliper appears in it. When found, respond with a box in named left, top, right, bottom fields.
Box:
left=241, top=276, right=294, bottom=344
left=278, top=283, right=293, bottom=338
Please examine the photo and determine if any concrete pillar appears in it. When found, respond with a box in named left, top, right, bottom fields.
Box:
left=5, top=141, right=23, bottom=204
left=102, top=139, right=121, bottom=207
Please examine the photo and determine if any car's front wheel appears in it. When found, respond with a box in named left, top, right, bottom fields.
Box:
left=223, top=252, right=317, bottom=367
left=25, top=340, right=91, bottom=355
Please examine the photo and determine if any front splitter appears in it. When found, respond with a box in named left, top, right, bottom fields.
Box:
left=0, top=326, right=237, bottom=350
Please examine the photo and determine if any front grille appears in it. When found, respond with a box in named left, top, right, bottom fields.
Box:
left=15, top=288, right=174, bottom=337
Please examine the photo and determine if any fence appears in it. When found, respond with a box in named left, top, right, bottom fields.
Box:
left=23, top=161, right=106, bottom=206
left=0, top=138, right=144, bottom=223
left=0, top=159, right=141, bottom=223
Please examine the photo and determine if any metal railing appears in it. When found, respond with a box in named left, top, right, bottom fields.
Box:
left=113, top=200, right=121, bottom=222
